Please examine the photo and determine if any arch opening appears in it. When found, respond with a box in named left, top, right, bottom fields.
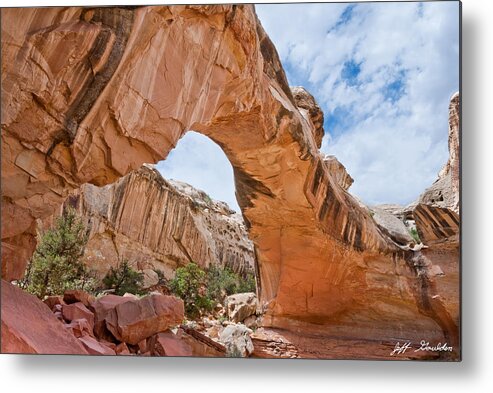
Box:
left=156, top=131, right=240, bottom=213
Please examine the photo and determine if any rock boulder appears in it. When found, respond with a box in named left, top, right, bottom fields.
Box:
left=1, top=281, right=88, bottom=354
left=105, top=294, right=184, bottom=345
left=63, top=290, right=95, bottom=308
left=62, top=302, right=95, bottom=332
left=78, top=335, right=116, bottom=356
left=226, top=292, right=257, bottom=323
left=219, top=324, right=254, bottom=357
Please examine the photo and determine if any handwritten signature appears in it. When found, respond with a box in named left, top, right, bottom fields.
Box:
left=390, top=340, right=453, bottom=356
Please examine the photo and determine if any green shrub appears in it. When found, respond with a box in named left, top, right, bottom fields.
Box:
left=169, top=262, right=257, bottom=318
left=169, top=262, right=213, bottom=318
left=102, top=260, right=145, bottom=296
left=409, top=227, right=421, bottom=244
left=207, top=265, right=256, bottom=301
left=21, top=207, right=94, bottom=298
left=206, top=265, right=240, bottom=301
left=237, top=271, right=256, bottom=294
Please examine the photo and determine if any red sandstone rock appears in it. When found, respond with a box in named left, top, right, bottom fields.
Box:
left=91, top=294, right=134, bottom=340
left=291, top=86, right=325, bottom=148
left=105, top=294, right=184, bottom=345
left=115, top=342, right=131, bottom=355
left=64, top=318, right=94, bottom=338
left=180, top=326, right=226, bottom=357
left=43, top=295, right=65, bottom=311
left=1, top=281, right=88, bottom=354
left=63, top=290, right=95, bottom=308
left=137, top=338, right=148, bottom=354
left=153, top=331, right=193, bottom=357
left=62, top=302, right=94, bottom=332
left=322, top=155, right=354, bottom=191
left=78, top=335, right=116, bottom=356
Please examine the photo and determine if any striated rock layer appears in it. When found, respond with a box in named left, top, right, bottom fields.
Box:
left=1, top=5, right=459, bottom=358
left=410, top=93, right=461, bottom=339
left=50, top=165, right=255, bottom=278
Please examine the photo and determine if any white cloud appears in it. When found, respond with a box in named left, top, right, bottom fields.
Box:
left=257, top=1, right=459, bottom=205
left=158, top=2, right=459, bottom=210
left=156, top=132, right=240, bottom=212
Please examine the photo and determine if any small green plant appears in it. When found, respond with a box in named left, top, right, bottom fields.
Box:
left=169, top=262, right=214, bottom=318
left=237, top=271, right=256, bottom=294
left=102, top=260, right=145, bottom=296
left=169, top=262, right=257, bottom=319
left=20, top=207, right=94, bottom=298
left=409, top=227, right=421, bottom=244
left=217, top=315, right=227, bottom=324
left=206, top=265, right=240, bottom=301
left=207, top=266, right=256, bottom=301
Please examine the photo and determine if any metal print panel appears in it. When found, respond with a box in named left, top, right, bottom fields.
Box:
left=0, top=1, right=461, bottom=361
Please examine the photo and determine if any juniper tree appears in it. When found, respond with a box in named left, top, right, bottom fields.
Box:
left=22, top=207, right=92, bottom=298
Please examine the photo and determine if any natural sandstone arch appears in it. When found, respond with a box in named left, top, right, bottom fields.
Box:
left=1, top=5, right=458, bottom=353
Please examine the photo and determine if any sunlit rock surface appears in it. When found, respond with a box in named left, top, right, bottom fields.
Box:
left=50, top=165, right=255, bottom=278
left=1, top=5, right=460, bottom=358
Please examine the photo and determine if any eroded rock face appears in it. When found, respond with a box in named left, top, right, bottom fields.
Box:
left=291, top=86, right=325, bottom=148
left=1, top=5, right=459, bottom=357
left=323, top=155, right=354, bottom=191
left=409, top=93, right=460, bottom=339
left=55, top=165, right=255, bottom=278
left=371, top=206, right=414, bottom=247
left=437, top=92, right=460, bottom=214
left=414, top=93, right=460, bottom=244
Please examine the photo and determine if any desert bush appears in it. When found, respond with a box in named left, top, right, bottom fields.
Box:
left=409, top=227, right=421, bottom=244
left=102, top=260, right=145, bottom=296
left=169, top=262, right=257, bottom=318
left=206, top=265, right=240, bottom=301
left=237, top=271, right=256, bottom=294
left=169, top=262, right=213, bottom=318
left=21, top=207, right=94, bottom=298
left=207, top=266, right=256, bottom=301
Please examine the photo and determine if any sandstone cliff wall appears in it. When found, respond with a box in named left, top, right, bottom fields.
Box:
left=58, top=165, right=255, bottom=278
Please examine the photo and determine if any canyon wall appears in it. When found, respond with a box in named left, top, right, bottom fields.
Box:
left=411, top=92, right=460, bottom=337
left=54, top=165, right=254, bottom=278
left=1, top=5, right=459, bottom=356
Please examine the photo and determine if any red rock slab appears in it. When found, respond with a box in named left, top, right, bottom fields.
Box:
left=62, top=302, right=94, bottom=332
left=179, top=327, right=226, bottom=357
left=137, top=338, right=149, bottom=354
left=64, top=318, right=94, bottom=338
left=1, top=280, right=88, bottom=354
left=153, top=331, right=193, bottom=357
left=105, top=294, right=184, bottom=345
left=115, top=342, right=131, bottom=355
left=63, top=290, right=95, bottom=308
left=91, top=294, right=134, bottom=340
left=78, top=335, right=116, bottom=356
left=43, top=295, right=64, bottom=311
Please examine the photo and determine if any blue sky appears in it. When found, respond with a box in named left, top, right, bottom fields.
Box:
left=158, top=1, right=459, bottom=211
